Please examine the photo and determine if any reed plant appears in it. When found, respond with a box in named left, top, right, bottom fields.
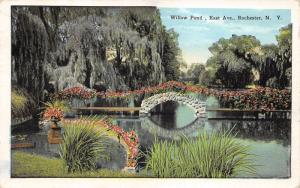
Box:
left=145, top=130, right=256, bottom=178
left=59, top=120, right=108, bottom=173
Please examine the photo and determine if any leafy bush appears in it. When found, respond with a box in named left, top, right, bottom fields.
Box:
left=60, top=120, right=108, bottom=172
left=145, top=130, right=256, bottom=178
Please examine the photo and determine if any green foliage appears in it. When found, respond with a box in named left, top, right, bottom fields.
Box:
left=145, top=130, right=256, bottom=178
left=209, top=35, right=261, bottom=58
left=60, top=120, right=108, bottom=172
left=11, top=87, right=36, bottom=119
left=217, top=51, right=253, bottom=88
left=276, top=24, right=292, bottom=47
left=198, top=68, right=217, bottom=87
left=12, top=152, right=139, bottom=177
left=206, top=35, right=261, bottom=88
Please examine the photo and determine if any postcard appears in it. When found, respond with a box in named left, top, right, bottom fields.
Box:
left=0, top=0, right=299, bottom=188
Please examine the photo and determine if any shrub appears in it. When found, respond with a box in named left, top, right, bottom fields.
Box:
left=11, top=87, right=36, bottom=119
left=145, top=130, right=256, bottom=178
left=60, top=120, right=108, bottom=173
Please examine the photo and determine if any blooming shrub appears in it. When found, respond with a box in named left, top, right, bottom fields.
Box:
left=43, top=107, right=64, bottom=120
left=55, top=86, right=97, bottom=100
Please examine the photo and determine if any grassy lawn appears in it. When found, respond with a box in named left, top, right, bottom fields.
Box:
left=11, top=152, right=141, bottom=178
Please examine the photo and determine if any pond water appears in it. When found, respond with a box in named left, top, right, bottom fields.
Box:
left=12, top=96, right=291, bottom=178
left=113, top=100, right=291, bottom=178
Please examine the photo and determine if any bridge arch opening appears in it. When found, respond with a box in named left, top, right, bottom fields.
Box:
left=149, top=100, right=197, bottom=129
left=139, top=92, right=206, bottom=118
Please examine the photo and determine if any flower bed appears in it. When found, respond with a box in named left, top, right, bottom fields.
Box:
left=53, top=81, right=291, bottom=111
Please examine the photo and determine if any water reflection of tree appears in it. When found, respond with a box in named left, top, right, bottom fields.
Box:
left=209, top=120, right=290, bottom=146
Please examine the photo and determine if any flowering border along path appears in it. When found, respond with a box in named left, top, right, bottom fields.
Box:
left=62, top=118, right=139, bottom=169
left=54, top=81, right=291, bottom=111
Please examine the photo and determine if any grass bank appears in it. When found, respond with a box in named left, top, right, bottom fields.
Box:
left=11, top=152, right=140, bottom=178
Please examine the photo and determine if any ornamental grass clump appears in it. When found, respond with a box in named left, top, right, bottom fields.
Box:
left=145, top=130, right=256, bottom=178
left=59, top=122, right=108, bottom=173
left=11, top=87, right=36, bottom=119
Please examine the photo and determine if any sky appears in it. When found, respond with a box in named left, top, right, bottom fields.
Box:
left=159, top=8, right=291, bottom=64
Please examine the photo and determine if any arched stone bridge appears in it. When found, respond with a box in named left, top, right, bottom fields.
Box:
left=139, top=92, right=206, bottom=117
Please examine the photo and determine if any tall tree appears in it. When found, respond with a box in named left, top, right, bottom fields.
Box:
left=207, top=35, right=261, bottom=88
left=161, top=29, right=181, bottom=81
